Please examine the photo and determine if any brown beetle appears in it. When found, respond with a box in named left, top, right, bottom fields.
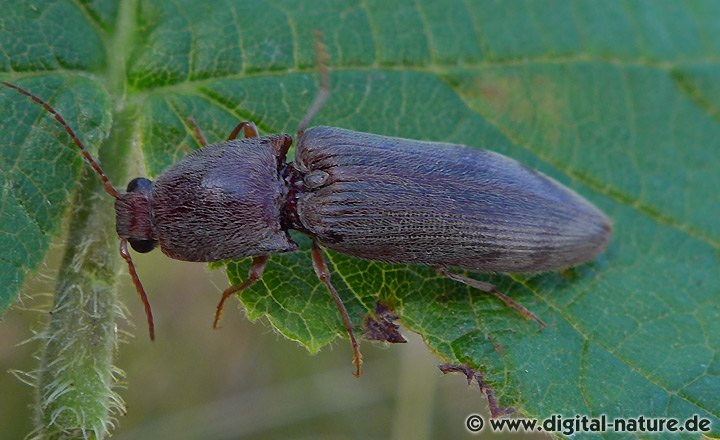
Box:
left=1, top=51, right=610, bottom=378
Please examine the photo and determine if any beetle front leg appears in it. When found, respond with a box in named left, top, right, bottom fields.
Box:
left=311, top=241, right=363, bottom=377
left=437, top=267, right=546, bottom=328
left=213, top=256, right=269, bottom=329
left=227, top=121, right=260, bottom=139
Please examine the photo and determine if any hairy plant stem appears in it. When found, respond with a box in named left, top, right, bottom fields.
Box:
left=33, top=167, right=124, bottom=440
left=31, top=0, right=138, bottom=434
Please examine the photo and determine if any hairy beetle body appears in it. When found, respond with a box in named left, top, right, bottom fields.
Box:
left=152, top=135, right=295, bottom=262
left=295, top=127, right=611, bottom=272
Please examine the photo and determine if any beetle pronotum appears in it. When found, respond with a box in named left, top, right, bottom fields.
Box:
left=1, top=40, right=610, bottom=379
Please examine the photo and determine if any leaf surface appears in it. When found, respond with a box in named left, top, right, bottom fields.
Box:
left=1, top=1, right=718, bottom=435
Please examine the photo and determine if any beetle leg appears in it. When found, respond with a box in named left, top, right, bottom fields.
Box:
left=439, top=364, right=514, bottom=418
left=311, top=241, right=363, bottom=377
left=227, top=121, right=260, bottom=140
left=213, top=256, right=269, bottom=329
left=437, top=268, right=546, bottom=328
left=186, top=116, right=209, bottom=147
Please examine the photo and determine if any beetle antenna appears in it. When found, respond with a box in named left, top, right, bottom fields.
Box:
left=1, top=82, right=158, bottom=340
left=120, top=239, right=155, bottom=340
left=1, top=81, right=119, bottom=198
left=297, top=31, right=330, bottom=136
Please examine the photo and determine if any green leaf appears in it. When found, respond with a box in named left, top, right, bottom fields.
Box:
left=0, top=75, right=113, bottom=311
left=2, top=0, right=719, bottom=438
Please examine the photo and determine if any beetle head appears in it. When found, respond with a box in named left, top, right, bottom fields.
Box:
left=116, top=177, right=158, bottom=253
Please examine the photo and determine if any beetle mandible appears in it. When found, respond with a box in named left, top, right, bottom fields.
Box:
left=1, top=44, right=610, bottom=378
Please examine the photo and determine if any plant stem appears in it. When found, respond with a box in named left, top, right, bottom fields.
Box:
left=33, top=166, right=123, bottom=439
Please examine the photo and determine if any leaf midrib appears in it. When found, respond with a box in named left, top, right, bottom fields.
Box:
left=104, top=0, right=136, bottom=97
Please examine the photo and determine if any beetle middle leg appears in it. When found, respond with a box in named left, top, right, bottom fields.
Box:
left=437, top=268, right=546, bottom=328
left=311, top=241, right=363, bottom=377
left=213, top=255, right=269, bottom=329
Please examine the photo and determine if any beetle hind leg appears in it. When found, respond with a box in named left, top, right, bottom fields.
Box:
left=311, top=241, right=363, bottom=377
left=437, top=268, right=546, bottom=328
left=439, top=364, right=514, bottom=418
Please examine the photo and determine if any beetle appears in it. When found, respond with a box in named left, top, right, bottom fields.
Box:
left=1, top=62, right=610, bottom=377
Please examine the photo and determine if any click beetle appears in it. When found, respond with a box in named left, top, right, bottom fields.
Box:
left=1, top=53, right=610, bottom=378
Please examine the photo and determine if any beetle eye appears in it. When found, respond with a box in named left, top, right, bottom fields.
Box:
left=129, top=239, right=157, bottom=253
left=127, top=177, right=153, bottom=193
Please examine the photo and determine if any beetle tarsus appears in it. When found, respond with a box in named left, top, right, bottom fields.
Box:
left=311, top=241, right=363, bottom=377
left=437, top=268, right=546, bottom=328
left=362, top=302, right=407, bottom=343
left=439, top=363, right=514, bottom=418
left=213, top=255, right=269, bottom=329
